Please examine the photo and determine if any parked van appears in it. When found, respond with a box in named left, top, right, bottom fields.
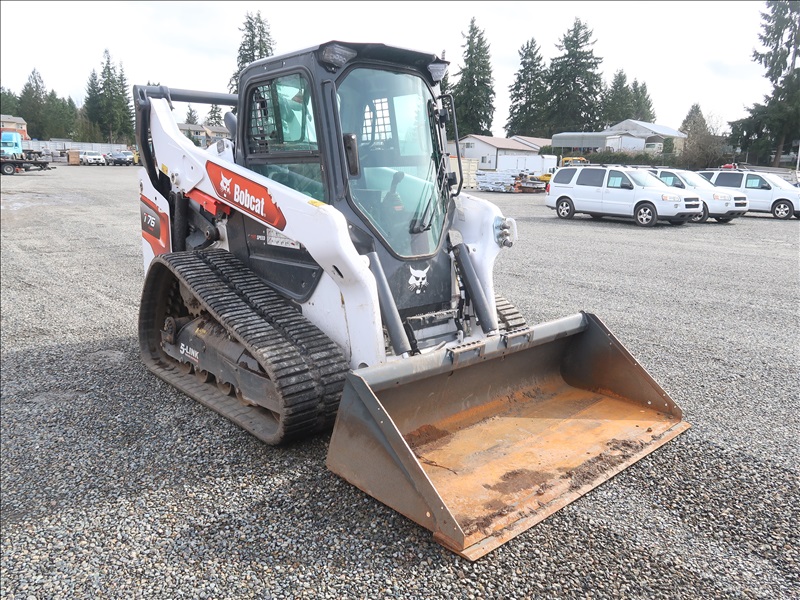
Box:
left=697, top=169, right=800, bottom=220
left=652, top=168, right=749, bottom=223
left=545, top=165, right=702, bottom=226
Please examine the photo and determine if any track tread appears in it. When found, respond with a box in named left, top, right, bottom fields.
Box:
left=139, top=249, right=350, bottom=444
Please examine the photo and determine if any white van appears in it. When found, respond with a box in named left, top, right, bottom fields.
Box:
left=652, top=168, right=749, bottom=223
left=545, top=165, right=702, bottom=227
left=698, top=169, right=800, bottom=220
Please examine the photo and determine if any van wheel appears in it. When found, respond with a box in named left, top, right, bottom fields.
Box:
left=635, top=203, right=657, bottom=227
left=691, top=203, right=709, bottom=223
left=556, top=198, right=575, bottom=219
left=772, top=200, right=793, bottom=219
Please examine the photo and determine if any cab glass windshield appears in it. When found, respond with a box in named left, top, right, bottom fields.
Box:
left=336, top=68, right=448, bottom=257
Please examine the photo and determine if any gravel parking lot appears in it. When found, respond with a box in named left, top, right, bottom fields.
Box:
left=1, top=165, right=798, bottom=599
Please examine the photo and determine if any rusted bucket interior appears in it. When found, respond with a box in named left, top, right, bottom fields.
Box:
left=327, top=314, right=689, bottom=560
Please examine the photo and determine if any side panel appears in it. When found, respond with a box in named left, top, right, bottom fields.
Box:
left=139, top=168, right=172, bottom=272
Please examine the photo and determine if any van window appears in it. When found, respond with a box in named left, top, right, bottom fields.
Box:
left=745, top=174, right=768, bottom=189
left=659, top=171, right=679, bottom=186
left=553, top=168, right=576, bottom=184
left=607, top=170, right=632, bottom=189
left=715, top=172, right=743, bottom=187
left=575, top=168, right=606, bottom=187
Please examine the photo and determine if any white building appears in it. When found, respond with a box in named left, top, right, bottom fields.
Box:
left=551, top=120, right=687, bottom=154
left=450, top=134, right=554, bottom=172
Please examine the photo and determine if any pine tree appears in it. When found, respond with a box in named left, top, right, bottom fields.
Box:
left=630, top=80, right=656, bottom=122
left=42, top=91, right=77, bottom=139
left=186, top=105, right=199, bottom=125
left=17, top=69, right=47, bottom=139
left=1, top=86, right=19, bottom=116
left=505, top=38, right=549, bottom=137
left=750, top=0, right=800, bottom=165
left=205, top=104, right=223, bottom=126
left=116, top=65, right=135, bottom=141
left=680, top=103, right=708, bottom=137
left=98, top=49, right=119, bottom=142
left=544, top=18, right=604, bottom=136
left=229, top=11, right=275, bottom=94
left=679, top=103, right=719, bottom=168
left=83, top=70, right=103, bottom=134
left=600, top=70, right=635, bottom=127
left=451, top=17, right=495, bottom=137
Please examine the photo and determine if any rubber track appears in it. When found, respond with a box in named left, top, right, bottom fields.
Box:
left=139, top=249, right=350, bottom=445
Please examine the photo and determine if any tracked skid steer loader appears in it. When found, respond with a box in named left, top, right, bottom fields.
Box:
left=133, top=41, right=689, bottom=560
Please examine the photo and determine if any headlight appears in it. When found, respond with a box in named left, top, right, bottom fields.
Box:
left=712, top=193, right=731, bottom=201
left=661, top=194, right=680, bottom=202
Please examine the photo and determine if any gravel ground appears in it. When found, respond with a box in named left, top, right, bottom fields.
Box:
left=1, top=165, right=798, bottom=599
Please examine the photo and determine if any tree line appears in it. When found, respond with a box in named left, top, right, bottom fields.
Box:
left=0, top=3, right=796, bottom=168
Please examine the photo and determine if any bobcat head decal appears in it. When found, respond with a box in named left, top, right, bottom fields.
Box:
left=219, top=173, right=232, bottom=195
left=408, top=265, right=430, bottom=294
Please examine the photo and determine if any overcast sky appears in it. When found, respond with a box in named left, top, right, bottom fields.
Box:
left=0, top=1, right=774, bottom=137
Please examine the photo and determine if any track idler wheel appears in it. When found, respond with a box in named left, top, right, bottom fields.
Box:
left=195, top=368, right=214, bottom=383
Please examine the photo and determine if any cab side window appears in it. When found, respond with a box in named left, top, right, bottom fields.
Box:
left=244, top=72, right=327, bottom=202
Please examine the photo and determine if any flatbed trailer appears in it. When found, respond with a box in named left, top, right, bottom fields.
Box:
left=1, top=158, right=55, bottom=175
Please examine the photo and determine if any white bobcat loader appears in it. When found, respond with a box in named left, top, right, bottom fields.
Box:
left=133, top=41, right=689, bottom=560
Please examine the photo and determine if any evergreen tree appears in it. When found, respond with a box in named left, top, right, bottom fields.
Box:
left=451, top=17, right=495, bottom=137
left=86, top=50, right=135, bottom=143
left=116, top=65, right=135, bottom=141
left=98, top=49, right=119, bottom=142
left=17, top=69, right=47, bottom=139
left=505, top=38, right=549, bottom=137
left=750, top=0, right=800, bottom=165
left=205, top=104, right=223, bottom=126
left=600, top=70, right=634, bottom=127
left=186, top=105, right=199, bottom=125
left=630, top=80, right=656, bottom=122
left=679, top=103, right=721, bottom=168
left=680, top=103, right=708, bottom=137
left=229, top=11, right=275, bottom=94
left=544, top=18, right=604, bottom=136
left=1, top=86, right=19, bottom=116
left=84, top=70, right=103, bottom=127
left=728, top=102, right=775, bottom=164
left=73, top=108, right=103, bottom=143
left=42, top=91, right=77, bottom=139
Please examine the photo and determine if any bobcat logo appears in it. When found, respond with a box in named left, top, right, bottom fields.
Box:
left=220, top=173, right=232, bottom=195
left=408, top=266, right=430, bottom=294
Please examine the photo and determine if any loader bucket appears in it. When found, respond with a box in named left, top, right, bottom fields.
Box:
left=326, top=312, right=690, bottom=560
